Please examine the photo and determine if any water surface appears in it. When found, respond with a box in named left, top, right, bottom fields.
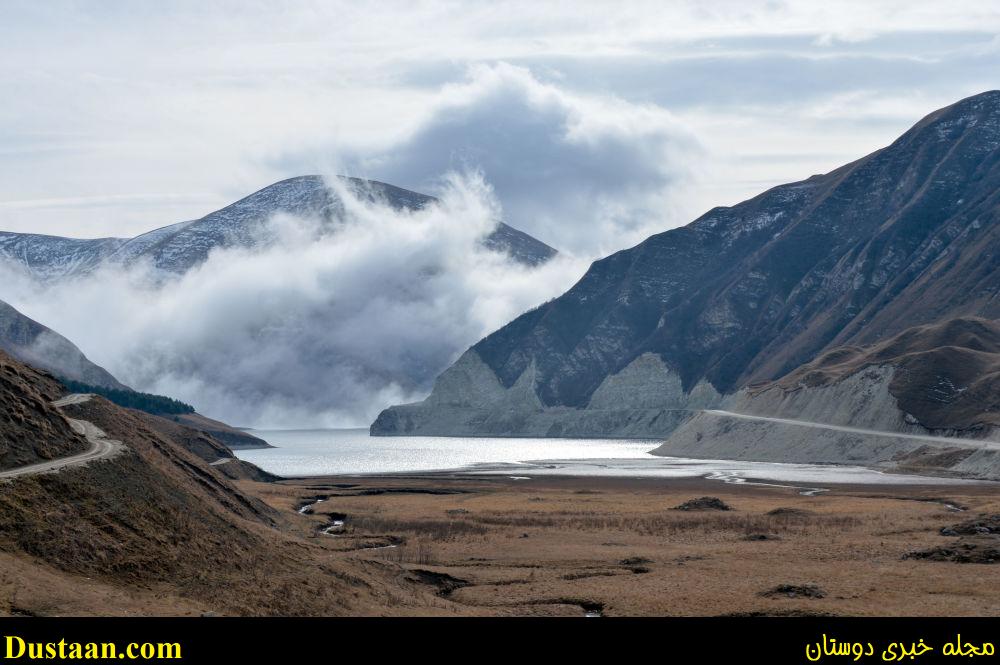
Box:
left=238, top=428, right=652, bottom=475
left=235, top=428, right=985, bottom=487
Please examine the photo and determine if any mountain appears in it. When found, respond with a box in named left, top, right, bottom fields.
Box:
left=373, top=90, right=1000, bottom=439
left=0, top=298, right=125, bottom=389
left=0, top=176, right=557, bottom=280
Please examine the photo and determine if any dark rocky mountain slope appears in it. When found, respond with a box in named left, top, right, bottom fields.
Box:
left=374, top=90, right=1000, bottom=438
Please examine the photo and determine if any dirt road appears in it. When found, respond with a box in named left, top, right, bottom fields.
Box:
left=703, top=409, right=1000, bottom=449
left=0, top=394, right=124, bottom=479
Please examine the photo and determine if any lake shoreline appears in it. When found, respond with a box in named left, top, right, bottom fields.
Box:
left=239, top=428, right=1000, bottom=486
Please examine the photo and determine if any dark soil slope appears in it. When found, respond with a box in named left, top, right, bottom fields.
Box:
left=142, top=412, right=279, bottom=481
left=0, top=351, right=87, bottom=469
left=771, top=317, right=1000, bottom=431
left=167, top=412, right=271, bottom=450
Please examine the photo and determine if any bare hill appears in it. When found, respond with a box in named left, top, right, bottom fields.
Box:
left=772, top=317, right=1000, bottom=431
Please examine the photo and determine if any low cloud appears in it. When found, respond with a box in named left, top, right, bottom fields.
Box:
left=324, top=63, right=703, bottom=256
left=1, top=174, right=587, bottom=428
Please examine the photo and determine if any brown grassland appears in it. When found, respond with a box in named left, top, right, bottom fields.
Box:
left=236, top=473, right=1000, bottom=616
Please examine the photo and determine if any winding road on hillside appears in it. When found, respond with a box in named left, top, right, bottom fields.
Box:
left=703, top=409, right=1000, bottom=450
left=0, top=394, right=125, bottom=479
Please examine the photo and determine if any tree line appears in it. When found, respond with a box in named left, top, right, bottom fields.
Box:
left=59, top=378, right=196, bottom=416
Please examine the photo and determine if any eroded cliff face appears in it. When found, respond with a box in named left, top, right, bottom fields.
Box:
left=371, top=351, right=721, bottom=438
left=653, top=366, right=909, bottom=459
left=652, top=317, right=1000, bottom=475
left=767, top=317, right=1000, bottom=432
left=730, top=365, right=913, bottom=432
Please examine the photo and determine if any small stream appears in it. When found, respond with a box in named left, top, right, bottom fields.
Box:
left=296, top=496, right=328, bottom=514
left=295, top=496, right=348, bottom=536
left=320, top=519, right=345, bottom=535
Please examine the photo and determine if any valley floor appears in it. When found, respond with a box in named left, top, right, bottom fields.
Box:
left=234, top=473, right=1000, bottom=617
left=7, top=470, right=1000, bottom=616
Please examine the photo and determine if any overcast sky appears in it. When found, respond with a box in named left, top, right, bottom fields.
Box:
left=2, top=0, right=999, bottom=255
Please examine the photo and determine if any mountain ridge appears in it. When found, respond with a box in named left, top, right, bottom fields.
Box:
left=0, top=175, right=557, bottom=280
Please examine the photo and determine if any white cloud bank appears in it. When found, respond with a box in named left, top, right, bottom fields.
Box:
left=2, top=174, right=588, bottom=428
left=0, top=64, right=705, bottom=428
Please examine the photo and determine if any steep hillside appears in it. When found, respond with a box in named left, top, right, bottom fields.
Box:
left=374, top=90, right=1000, bottom=438
left=165, top=412, right=271, bottom=451
left=0, top=299, right=269, bottom=449
left=0, top=351, right=422, bottom=615
left=0, top=176, right=557, bottom=279
left=0, top=351, right=88, bottom=469
left=141, top=412, right=277, bottom=481
left=0, top=299, right=125, bottom=389
left=766, top=317, right=1000, bottom=432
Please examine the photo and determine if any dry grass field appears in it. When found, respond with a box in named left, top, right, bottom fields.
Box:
left=240, top=474, right=1000, bottom=616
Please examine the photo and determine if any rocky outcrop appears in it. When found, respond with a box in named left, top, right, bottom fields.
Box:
left=375, top=90, right=1000, bottom=439
left=371, top=350, right=721, bottom=437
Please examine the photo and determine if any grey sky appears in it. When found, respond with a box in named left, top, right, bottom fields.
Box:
left=2, top=1, right=999, bottom=256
